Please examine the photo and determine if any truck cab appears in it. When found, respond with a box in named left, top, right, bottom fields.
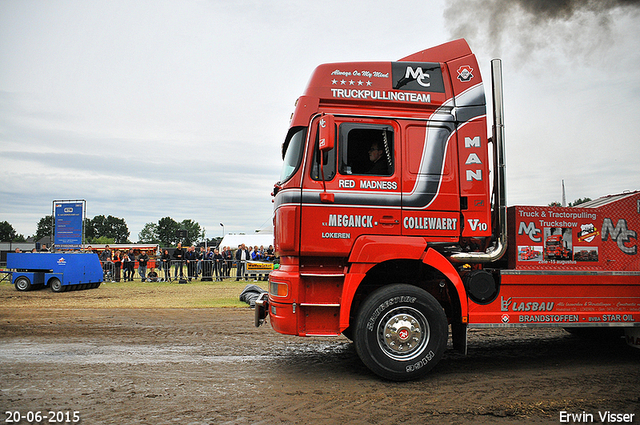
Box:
left=262, top=39, right=503, bottom=380
left=258, top=39, right=639, bottom=381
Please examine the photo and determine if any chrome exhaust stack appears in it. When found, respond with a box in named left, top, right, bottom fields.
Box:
left=450, top=58, right=507, bottom=263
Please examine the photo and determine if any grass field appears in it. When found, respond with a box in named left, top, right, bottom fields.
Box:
left=0, top=277, right=269, bottom=309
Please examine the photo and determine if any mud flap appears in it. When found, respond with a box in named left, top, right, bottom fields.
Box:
left=451, top=322, right=468, bottom=355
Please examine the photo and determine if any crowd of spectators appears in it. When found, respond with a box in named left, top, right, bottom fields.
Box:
left=11, top=243, right=276, bottom=283
left=92, top=243, right=276, bottom=283
left=98, top=245, right=143, bottom=282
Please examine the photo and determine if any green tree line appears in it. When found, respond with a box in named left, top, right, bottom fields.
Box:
left=138, top=217, right=206, bottom=247
left=1, top=215, right=131, bottom=244
left=2, top=215, right=209, bottom=248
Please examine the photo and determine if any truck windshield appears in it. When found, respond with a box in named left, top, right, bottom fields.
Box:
left=279, top=127, right=306, bottom=183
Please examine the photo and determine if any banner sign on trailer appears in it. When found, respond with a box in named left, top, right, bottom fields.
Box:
left=54, top=201, right=84, bottom=249
left=507, top=191, right=639, bottom=271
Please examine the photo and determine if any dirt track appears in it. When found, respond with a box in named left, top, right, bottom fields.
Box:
left=1, top=306, right=639, bottom=424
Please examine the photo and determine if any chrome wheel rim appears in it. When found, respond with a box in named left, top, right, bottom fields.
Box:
left=377, top=306, right=430, bottom=361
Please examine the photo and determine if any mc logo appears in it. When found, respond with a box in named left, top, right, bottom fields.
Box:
left=518, top=221, right=542, bottom=243
left=404, top=66, right=431, bottom=88
left=602, top=218, right=637, bottom=255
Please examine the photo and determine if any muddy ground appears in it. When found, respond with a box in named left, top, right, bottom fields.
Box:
left=0, top=304, right=638, bottom=424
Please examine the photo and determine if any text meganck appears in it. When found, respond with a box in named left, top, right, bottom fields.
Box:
left=328, top=214, right=374, bottom=228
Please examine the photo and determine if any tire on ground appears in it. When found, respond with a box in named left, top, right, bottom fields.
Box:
left=50, top=277, right=65, bottom=293
left=354, top=284, right=448, bottom=381
left=14, top=276, right=31, bottom=292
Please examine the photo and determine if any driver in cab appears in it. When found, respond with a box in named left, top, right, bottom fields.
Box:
left=366, top=142, right=388, bottom=174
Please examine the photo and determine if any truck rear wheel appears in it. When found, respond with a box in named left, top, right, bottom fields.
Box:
left=14, top=276, right=31, bottom=292
left=354, top=284, right=447, bottom=381
left=50, top=277, right=64, bottom=293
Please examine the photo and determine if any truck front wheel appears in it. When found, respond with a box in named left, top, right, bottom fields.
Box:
left=14, top=276, right=31, bottom=292
left=354, top=284, right=447, bottom=381
left=50, top=278, right=64, bottom=293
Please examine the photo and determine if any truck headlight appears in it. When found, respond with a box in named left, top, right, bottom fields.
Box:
left=270, top=280, right=288, bottom=297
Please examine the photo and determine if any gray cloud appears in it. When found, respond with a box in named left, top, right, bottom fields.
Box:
left=444, top=0, right=640, bottom=64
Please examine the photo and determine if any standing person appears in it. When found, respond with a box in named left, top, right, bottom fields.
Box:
left=173, top=243, right=185, bottom=280
left=161, top=249, right=171, bottom=282
left=196, top=246, right=203, bottom=279
left=266, top=245, right=275, bottom=261
left=251, top=246, right=263, bottom=261
left=251, top=245, right=264, bottom=281
left=185, top=246, right=198, bottom=281
left=113, top=250, right=122, bottom=282
left=235, top=244, right=249, bottom=281
left=100, top=245, right=113, bottom=282
left=202, top=247, right=214, bottom=281
left=222, top=246, right=233, bottom=278
left=122, top=250, right=130, bottom=281
left=126, top=248, right=136, bottom=281
left=138, top=250, right=149, bottom=282
left=213, top=248, right=223, bottom=281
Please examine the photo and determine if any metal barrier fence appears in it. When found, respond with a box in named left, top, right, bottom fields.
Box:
left=99, top=259, right=273, bottom=282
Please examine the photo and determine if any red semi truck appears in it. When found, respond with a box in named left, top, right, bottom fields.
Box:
left=544, top=234, right=572, bottom=261
left=254, top=39, right=640, bottom=381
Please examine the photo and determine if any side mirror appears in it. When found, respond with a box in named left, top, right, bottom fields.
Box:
left=318, top=114, right=334, bottom=152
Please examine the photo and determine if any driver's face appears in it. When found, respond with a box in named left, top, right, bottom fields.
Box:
left=369, top=144, right=382, bottom=162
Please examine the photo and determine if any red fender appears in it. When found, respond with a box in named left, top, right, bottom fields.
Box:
left=341, top=236, right=428, bottom=331
left=422, top=248, right=468, bottom=321
left=339, top=237, right=468, bottom=331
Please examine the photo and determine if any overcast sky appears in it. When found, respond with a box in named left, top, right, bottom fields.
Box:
left=1, top=0, right=639, bottom=242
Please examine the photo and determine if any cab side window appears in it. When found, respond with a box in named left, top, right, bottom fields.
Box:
left=338, top=124, right=393, bottom=176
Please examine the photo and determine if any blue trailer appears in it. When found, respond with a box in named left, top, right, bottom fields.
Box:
left=6, top=252, right=103, bottom=292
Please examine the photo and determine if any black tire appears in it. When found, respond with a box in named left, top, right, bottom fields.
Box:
left=14, top=276, right=31, bottom=292
left=354, top=284, right=448, bottom=381
left=50, top=277, right=64, bottom=293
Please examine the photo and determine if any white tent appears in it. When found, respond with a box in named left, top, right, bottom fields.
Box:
left=218, top=233, right=274, bottom=250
